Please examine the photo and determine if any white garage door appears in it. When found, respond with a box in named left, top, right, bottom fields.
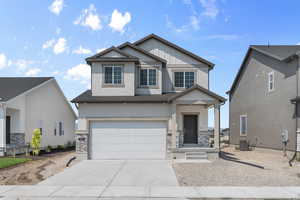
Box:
left=90, top=121, right=167, bottom=160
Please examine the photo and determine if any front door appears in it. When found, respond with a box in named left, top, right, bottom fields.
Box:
left=6, top=116, right=11, bottom=144
left=183, top=115, right=198, bottom=144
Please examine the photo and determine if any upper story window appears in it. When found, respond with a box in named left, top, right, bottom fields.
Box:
left=174, top=71, right=195, bottom=88
left=104, top=65, right=123, bottom=85
left=268, top=71, right=275, bottom=92
left=140, top=68, right=157, bottom=86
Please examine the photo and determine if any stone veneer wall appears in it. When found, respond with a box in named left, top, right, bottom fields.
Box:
left=76, top=133, right=88, bottom=160
left=10, top=133, right=25, bottom=147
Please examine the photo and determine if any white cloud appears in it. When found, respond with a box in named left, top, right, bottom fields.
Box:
left=0, top=53, right=7, bottom=69
left=166, top=15, right=199, bottom=33
left=74, top=4, right=102, bottom=31
left=53, top=38, right=67, bottom=54
left=49, top=0, right=64, bottom=15
left=204, top=34, right=239, bottom=40
left=199, top=0, right=219, bottom=19
left=25, top=68, right=41, bottom=76
left=109, top=9, right=131, bottom=33
left=52, top=70, right=60, bottom=75
left=96, top=48, right=106, bottom=53
left=297, top=42, right=300, bottom=45
left=73, top=46, right=92, bottom=54
left=65, top=64, right=91, bottom=88
left=190, top=16, right=200, bottom=30
left=10, top=59, right=36, bottom=71
left=42, top=39, right=55, bottom=49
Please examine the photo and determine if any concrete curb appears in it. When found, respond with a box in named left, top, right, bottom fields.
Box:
left=0, top=186, right=299, bottom=199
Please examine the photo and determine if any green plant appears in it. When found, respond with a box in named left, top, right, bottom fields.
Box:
left=57, top=144, right=64, bottom=150
left=31, top=128, right=41, bottom=156
left=45, top=145, right=52, bottom=153
left=66, top=141, right=72, bottom=148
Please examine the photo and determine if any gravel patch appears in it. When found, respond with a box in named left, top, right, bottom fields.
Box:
left=173, top=147, right=300, bottom=186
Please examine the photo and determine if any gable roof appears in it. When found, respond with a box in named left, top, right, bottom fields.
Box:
left=168, top=84, right=226, bottom=103
left=133, top=33, right=214, bottom=69
left=86, top=46, right=139, bottom=64
left=228, top=45, right=300, bottom=95
left=251, top=45, right=300, bottom=61
left=118, top=42, right=167, bottom=63
left=0, top=77, right=53, bottom=102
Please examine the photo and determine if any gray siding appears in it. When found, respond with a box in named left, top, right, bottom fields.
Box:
left=230, top=50, right=298, bottom=151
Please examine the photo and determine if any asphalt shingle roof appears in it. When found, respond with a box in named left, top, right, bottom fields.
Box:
left=251, top=45, right=300, bottom=61
left=0, top=77, right=53, bottom=102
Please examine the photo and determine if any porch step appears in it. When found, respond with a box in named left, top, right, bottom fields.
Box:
left=185, top=152, right=208, bottom=160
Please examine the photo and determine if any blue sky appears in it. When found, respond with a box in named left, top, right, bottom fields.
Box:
left=0, top=0, right=299, bottom=128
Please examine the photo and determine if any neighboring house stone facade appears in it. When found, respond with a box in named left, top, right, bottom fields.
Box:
left=0, top=77, right=77, bottom=156
left=72, top=34, right=226, bottom=160
left=228, top=45, right=300, bottom=151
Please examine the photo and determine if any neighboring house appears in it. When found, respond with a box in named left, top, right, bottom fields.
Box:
left=228, top=45, right=300, bottom=151
left=72, top=34, right=226, bottom=160
left=0, top=77, right=77, bottom=156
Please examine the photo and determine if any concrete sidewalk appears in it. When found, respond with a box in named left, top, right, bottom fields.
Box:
left=0, top=186, right=299, bottom=199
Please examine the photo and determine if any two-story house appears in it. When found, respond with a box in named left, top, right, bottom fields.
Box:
left=72, top=34, right=226, bottom=160
left=228, top=45, right=300, bottom=152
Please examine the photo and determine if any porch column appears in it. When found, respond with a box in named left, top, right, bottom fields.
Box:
left=76, top=118, right=89, bottom=160
left=0, top=103, right=6, bottom=156
left=214, top=104, right=220, bottom=150
left=171, top=103, right=178, bottom=149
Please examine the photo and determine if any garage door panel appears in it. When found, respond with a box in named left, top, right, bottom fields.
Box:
left=90, top=121, right=167, bottom=160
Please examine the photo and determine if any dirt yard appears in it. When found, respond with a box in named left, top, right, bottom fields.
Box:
left=0, top=151, right=78, bottom=185
left=173, top=146, right=300, bottom=186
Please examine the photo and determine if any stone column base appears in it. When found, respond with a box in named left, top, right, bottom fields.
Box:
left=75, top=130, right=89, bottom=160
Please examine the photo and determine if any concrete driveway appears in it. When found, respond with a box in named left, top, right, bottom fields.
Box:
left=39, top=160, right=178, bottom=186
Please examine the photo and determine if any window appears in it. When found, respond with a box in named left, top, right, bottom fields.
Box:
left=54, top=122, right=57, bottom=136
left=268, top=71, right=274, bottom=92
left=104, top=65, right=123, bottom=85
left=240, top=115, right=247, bottom=136
left=39, top=120, right=43, bottom=135
left=140, top=68, right=157, bottom=86
left=59, top=122, right=63, bottom=136
left=174, top=71, right=195, bottom=88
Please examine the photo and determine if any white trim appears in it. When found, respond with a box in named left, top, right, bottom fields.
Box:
left=268, top=71, right=275, bottom=92
left=103, top=64, right=124, bottom=85
left=240, top=114, right=247, bottom=136
left=139, top=68, right=157, bottom=87
left=174, top=71, right=195, bottom=89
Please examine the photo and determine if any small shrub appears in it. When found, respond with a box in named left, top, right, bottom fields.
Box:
left=57, top=144, right=64, bottom=150
left=45, top=145, right=52, bottom=153
left=66, top=141, right=72, bottom=148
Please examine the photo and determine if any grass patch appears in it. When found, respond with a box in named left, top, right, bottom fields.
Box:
left=0, top=157, right=31, bottom=169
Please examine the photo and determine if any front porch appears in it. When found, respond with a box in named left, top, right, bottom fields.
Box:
left=0, top=104, right=26, bottom=156
left=167, top=85, right=225, bottom=160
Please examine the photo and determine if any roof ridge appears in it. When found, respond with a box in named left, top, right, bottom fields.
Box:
left=132, top=33, right=214, bottom=68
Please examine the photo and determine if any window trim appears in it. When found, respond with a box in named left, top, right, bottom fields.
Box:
left=240, top=115, right=247, bottom=136
left=102, top=64, right=124, bottom=87
left=268, top=71, right=275, bottom=92
left=173, top=71, right=196, bottom=89
left=139, top=68, right=158, bottom=88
